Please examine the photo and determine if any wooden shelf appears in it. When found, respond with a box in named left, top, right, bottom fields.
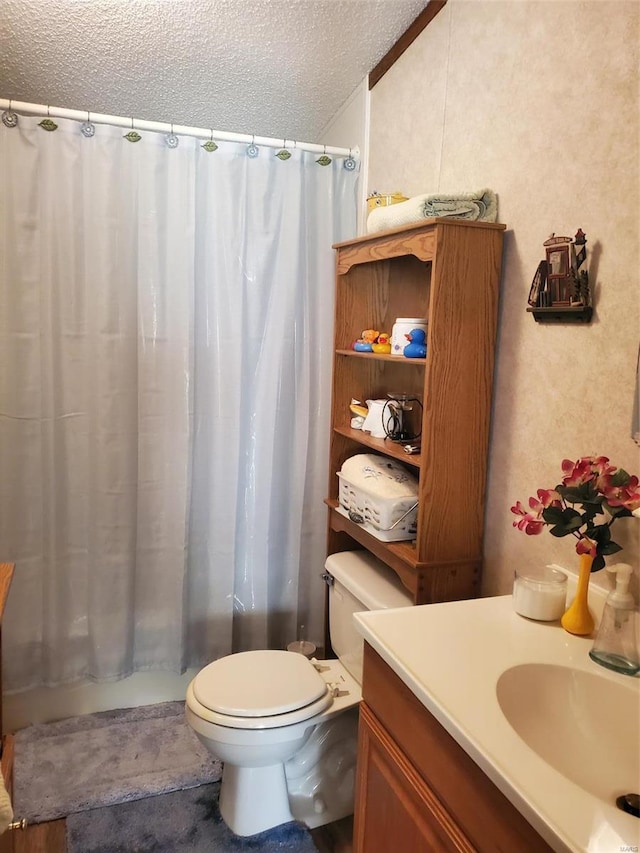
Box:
left=336, top=349, right=426, bottom=365
left=326, top=501, right=420, bottom=596
left=326, top=219, right=504, bottom=607
left=333, top=426, right=421, bottom=468
left=526, top=305, right=593, bottom=323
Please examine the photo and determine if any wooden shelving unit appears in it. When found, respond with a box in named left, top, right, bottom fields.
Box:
left=326, top=218, right=506, bottom=605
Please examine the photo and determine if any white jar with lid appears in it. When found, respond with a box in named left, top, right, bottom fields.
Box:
left=391, top=318, right=428, bottom=357
left=512, top=566, right=567, bottom=621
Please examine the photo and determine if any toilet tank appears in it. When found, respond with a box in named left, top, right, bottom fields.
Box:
left=325, top=550, right=413, bottom=683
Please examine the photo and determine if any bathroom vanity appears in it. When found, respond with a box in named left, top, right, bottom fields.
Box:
left=354, top=644, right=550, bottom=852
left=353, top=596, right=640, bottom=853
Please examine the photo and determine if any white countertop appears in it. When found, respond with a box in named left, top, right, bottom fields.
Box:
left=355, top=595, right=640, bottom=853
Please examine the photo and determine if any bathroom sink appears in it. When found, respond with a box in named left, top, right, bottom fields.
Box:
left=496, top=663, right=640, bottom=802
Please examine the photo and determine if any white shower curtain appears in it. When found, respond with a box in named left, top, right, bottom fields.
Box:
left=0, top=115, right=357, bottom=692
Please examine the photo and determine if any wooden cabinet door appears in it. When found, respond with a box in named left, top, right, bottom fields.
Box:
left=0, top=736, right=14, bottom=853
left=354, top=703, right=474, bottom=853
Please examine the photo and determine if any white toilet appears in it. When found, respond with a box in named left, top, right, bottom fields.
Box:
left=185, top=550, right=413, bottom=836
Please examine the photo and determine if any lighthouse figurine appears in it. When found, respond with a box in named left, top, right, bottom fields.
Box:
left=403, top=328, right=427, bottom=359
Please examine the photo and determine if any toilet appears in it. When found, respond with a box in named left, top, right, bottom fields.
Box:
left=185, top=550, right=413, bottom=836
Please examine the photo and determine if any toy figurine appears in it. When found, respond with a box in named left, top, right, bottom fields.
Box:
left=353, top=329, right=379, bottom=353
left=371, top=333, right=391, bottom=354
left=403, top=328, right=427, bottom=359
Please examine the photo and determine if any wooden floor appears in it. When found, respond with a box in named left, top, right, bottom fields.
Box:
left=311, top=816, right=354, bottom=853
left=12, top=814, right=353, bottom=852
left=14, top=820, right=66, bottom=853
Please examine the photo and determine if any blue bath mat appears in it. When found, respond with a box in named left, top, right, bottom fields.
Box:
left=13, top=701, right=222, bottom=823
left=66, top=782, right=319, bottom=852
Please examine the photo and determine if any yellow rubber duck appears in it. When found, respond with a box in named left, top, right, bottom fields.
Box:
left=371, top=332, right=391, bottom=354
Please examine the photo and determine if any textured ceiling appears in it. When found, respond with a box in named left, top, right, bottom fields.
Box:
left=0, top=0, right=428, bottom=142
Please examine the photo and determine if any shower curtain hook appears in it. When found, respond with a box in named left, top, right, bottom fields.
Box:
left=343, top=147, right=357, bottom=172
left=166, top=122, right=179, bottom=149
left=81, top=109, right=96, bottom=138
left=316, top=143, right=331, bottom=166
left=124, top=116, right=141, bottom=142
left=201, top=129, right=218, bottom=152
left=276, top=138, right=291, bottom=161
left=1, top=98, right=18, bottom=128
left=39, top=106, right=58, bottom=132
left=247, top=134, right=259, bottom=158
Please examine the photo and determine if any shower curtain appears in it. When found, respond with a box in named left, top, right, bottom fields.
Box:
left=0, top=114, right=357, bottom=692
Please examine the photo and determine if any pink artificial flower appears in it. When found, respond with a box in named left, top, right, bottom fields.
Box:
left=576, top=536, right=597, bottom=557
left=587, top=456, right=613, bottom=476
left=599, top=473, right=640, bottom=511
left=530, top=488, right=562, bottom=512
left=561, top=457, right=598, bottom=487
left=510, top=499, right=545, bottom=535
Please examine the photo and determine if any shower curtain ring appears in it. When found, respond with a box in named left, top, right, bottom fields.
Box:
left=247, top=134, right=259, bottom=158
left=166, top=122, right=179, bottom=148
left=276, top=138, right=291, bottom=161
left=316, top=143, right=331, bottom=166
left=81, top=110, right=96, bottom=138
left=202, top=129, right=218, bottom=152
left=124, top=116, right=141, bottom=142
left=39, top=106, right=58, bottom=132
left=2, top=99, right=18, bottom=128
left=343, top=147, right=357, bottom=172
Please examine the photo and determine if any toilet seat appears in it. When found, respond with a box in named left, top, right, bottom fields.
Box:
left=190, top=649, right=334, bottom=730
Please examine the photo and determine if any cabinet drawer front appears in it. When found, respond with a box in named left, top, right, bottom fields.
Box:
left=361, top=644, right=551, bottom=852
left=355, top=702, right=474, bottom=853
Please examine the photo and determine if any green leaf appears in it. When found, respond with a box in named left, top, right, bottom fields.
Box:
left=275, top=149, right=291, bottom=160
left=38, top=118, right=58, bottom=132
left=542, top=506, right=566, bottom=525
left=609, top=468, right=630, bottom=486
left=549, top=525, right=572, bottom=538
left=599, top=542, right=622, bottom=555
left=604, top=502, right=632, bottom=519
left=124, top=131, right=142, bottom=143
left=590, top=524, right=611, bottom=545
left=202, top=140, right=218, bottom=152
left=316, top=155, right=332, bottom=166
left=543, top=506, right=580, bottom=526
left=591, top=554, right=605, bottom=572
left=559, top=485, right=601, bottom=505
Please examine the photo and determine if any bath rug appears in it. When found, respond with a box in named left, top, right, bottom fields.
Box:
left=66, top=782, right=319, bottom=853
left=13, top=700, right=222, bottom=824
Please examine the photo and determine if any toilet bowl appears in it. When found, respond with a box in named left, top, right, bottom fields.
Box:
left=185, top=550, right=413, bottom=836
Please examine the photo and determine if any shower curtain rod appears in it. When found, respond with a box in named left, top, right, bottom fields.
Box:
left=0, top=98, right=359, bottom=158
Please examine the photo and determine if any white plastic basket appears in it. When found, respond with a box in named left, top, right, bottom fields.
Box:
left=337, top=454, right=418, bottom=542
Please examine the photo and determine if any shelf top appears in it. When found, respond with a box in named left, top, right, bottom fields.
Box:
left=332, top=217, right=507, bottom=250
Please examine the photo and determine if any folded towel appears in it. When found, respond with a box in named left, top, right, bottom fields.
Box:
left=367, top=188, right=497, bottom=234
left=422, top=188, right=497, bottom=222
left=366, top=195, right=428, bottom=234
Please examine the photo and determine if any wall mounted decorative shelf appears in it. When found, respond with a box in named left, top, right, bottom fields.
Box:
left=526, top=305, right=593, bottom=323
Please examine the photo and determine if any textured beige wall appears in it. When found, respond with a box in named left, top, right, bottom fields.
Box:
left=369, top=0, right=640, bottom=595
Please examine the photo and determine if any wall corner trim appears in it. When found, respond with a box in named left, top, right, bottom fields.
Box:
left=368, top=0, right=448, bottom=90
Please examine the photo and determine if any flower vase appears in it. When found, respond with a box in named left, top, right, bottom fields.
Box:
left=560, top=552, right=595, bottom=635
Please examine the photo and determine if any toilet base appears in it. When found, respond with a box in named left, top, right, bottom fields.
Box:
left=219, top=762, right=293, bottom=836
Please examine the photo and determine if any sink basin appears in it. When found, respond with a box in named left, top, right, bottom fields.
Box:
left=496, top=663, right=640, bottom=802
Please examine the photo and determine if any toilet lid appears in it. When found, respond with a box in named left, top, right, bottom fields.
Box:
left=192, top=650, right=329, bottom=718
